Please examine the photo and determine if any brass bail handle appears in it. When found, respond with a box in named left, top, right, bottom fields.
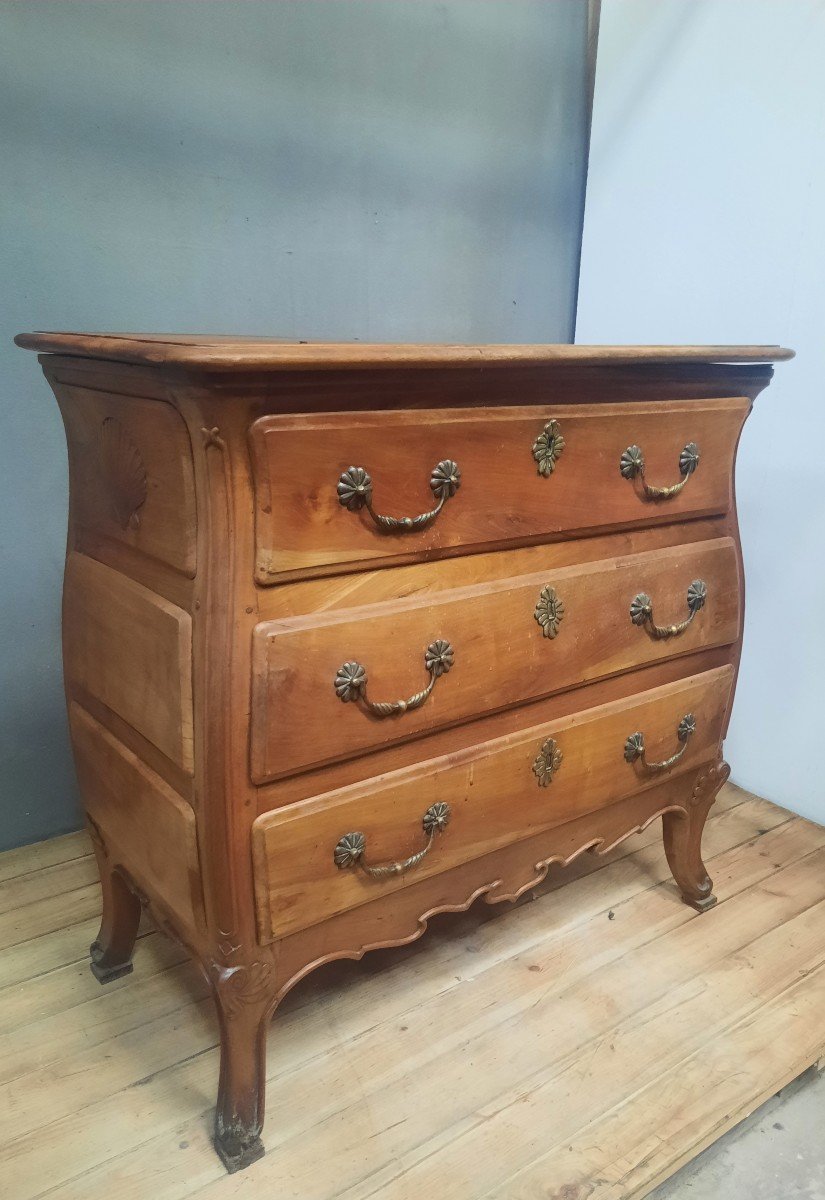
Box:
left=630, top=579, right=707, bottom=639
left=334, top=640, right=454, bottom=718
left=620, top=442, right=700, bottom=499
left=334, top=802, right=452, bottom=879
left=337, top=460, right=461, bottom=531
left=624, top=713, right=697, bottom=772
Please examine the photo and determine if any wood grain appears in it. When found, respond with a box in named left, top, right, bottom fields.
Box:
left=50, top=374, right=197, bottom=578
left=0, top=788, right=822, bottom=1200
left=253, top=666, right=734, bottom=940
left=251, top=537, right=740, bottom=782
left=255, top=514, right=732, bottom=620
left=69, top=704, right=205, bottom=938
left=250, top=399, right=749, bottom=580
left=14, top=334, right=792, bottom=1175
left=13, top=331, right=795, bottom=369
left=63, top=553, right=194, bottom=772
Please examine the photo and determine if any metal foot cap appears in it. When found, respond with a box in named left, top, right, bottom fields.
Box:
left=214, top=1130, right=265, bottom=1173
left=90, top=958, right=134, bottom=984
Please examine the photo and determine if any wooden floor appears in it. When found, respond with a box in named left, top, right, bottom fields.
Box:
left=1, top=783, right=824, bottom=1200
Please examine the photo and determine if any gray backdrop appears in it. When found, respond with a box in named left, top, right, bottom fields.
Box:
left=0, top=1, right=590, bottom=850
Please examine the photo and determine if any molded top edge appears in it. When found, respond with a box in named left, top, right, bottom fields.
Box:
left=14, top=331, right=795, bottom=371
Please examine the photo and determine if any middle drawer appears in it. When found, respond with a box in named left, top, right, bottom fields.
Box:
left=250, top=536, right=740, bottom=783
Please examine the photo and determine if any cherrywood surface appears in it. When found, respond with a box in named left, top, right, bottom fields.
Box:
left=250, top=539, right=740, bottom=781
left=69, top=705, right=205, bottom=940
left=0, top=786, right=823, bottom=1200
left=51, top=370, right=197, bottom=577
left=63, top=553, right=194, bottom=773
left=15, top=336, right=790, bottom=1174
left=251, top=400, right=748, bottom=580
left=253, top=649, right=736, bottom=819
left=15, top=331, right=794, bottom=369
left=255, top=514, right=733, bottom=619
left=253, top=667, right=733, bottom=940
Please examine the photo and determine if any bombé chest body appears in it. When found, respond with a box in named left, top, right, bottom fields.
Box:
left=16, top=332, right=791, bottom=1171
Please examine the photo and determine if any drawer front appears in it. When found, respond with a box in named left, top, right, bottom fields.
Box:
left=252, top=665, right=734, bottom=940
left=250, top=399, right=749, bottom=582
left=250, top=537, right=740, bottom=783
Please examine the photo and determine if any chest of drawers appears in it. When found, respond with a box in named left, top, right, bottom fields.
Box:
left=16, top=333, right=792, bottom=1171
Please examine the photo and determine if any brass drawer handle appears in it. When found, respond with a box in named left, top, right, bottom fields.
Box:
left=624, top=713, right=696, bottom=771
left=630, top=579, right=707, bottom=639
left=620, top=442, right=700, bottom=499
left=334, top=802, right=451, bottom=878
left=334, top=640, right=454, bottom=718
left=337, top=460, right=460, bottom=531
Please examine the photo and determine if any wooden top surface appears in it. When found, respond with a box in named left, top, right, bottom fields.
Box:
left=14, top=331, right=794, bottom=371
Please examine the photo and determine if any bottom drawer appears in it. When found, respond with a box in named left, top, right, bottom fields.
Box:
left=252, top=665, right=734, bottom=941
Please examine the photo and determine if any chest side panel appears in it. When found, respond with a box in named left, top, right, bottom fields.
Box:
left=63, top=552, right=194, bottom=774
left=50, top=373, right=197, bottom=578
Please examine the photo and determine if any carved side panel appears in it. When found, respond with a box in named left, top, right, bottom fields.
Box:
left=50, top=376, right=197, bottom=577
left=63, top=553, right=194, bottom=772
left=70, top=703, right=206, bottom=938
left=99, top=416, right=148, bottom=530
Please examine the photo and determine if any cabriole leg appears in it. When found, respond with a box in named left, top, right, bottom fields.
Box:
left=210, top=962, right=274, bottom=1172
left=89, top=834, right=142, bottom=983
left=663, top=760, right=730, bottom=913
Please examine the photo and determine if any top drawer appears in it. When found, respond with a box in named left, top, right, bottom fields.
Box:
left=250, top=398, right=750, bottom=583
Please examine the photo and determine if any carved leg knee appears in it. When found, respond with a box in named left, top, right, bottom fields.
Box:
left=89, top=839, right=142, bottom=984
left=663, top=761, right=730, bottom=913
left=210, top=962, right=274, bottom=1172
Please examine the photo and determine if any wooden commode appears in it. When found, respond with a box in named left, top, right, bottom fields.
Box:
left=15, top=333, right=792, bottom=1171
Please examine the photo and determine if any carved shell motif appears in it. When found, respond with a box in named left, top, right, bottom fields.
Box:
left=99, top=417, right=148, bottom=530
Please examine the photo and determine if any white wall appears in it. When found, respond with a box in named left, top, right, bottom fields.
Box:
left=577, top=0, right=825, bottom=821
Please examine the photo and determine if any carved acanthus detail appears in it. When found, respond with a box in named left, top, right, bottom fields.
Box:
left=210, top=961, right=274, bottom=1015
left=690, top=759, right=731, bottom=806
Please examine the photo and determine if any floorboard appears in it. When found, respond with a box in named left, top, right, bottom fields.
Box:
left=0, top=784, right=822, bottom=1200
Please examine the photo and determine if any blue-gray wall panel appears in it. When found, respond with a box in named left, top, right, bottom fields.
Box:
left=0, top=0, right=589, bottom=849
